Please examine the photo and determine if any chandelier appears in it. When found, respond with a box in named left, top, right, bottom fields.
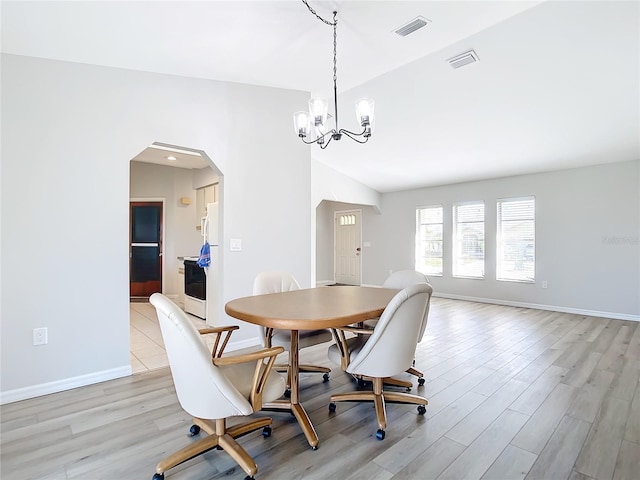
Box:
left=293, top=2, right=375, bottom=149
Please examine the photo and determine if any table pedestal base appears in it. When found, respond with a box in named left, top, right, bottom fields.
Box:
left=262, top=400, right=319, bottom=449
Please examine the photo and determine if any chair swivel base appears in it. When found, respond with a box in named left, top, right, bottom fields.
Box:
left=152, top=416, right=272, bottom=480
left=328, top=377, right=427, bottom=440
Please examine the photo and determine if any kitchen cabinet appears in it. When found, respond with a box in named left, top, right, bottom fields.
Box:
left=196, top=184, right=217, bottom=229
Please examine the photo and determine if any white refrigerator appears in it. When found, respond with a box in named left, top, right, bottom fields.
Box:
left=185, top=202, right=219, bottom=320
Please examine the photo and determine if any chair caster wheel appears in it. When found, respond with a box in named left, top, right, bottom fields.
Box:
left=417, top=405, right=427, bottom=415
left=310, top=445, right=318, bottom=450
left=189, top=424, right=201, bottom=436
left=376, top=429, right=385, bottom=440
left=284, top=389, right=291, bottom=398
left=244, top=476, right=255, bottom=480
left=262, top=426, right=272, bottom=438
left=323, top=373, right=330, bottom=382
left=418, top=377, right=425, bottom=387
left=328, top=402, right=336, bottom=412
left=152, top=474, right=164, bottom=480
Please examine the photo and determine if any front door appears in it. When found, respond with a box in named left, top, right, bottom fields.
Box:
left=130, top=201, right=163, bottom=298
left=335, top=210, right=361, bottom=285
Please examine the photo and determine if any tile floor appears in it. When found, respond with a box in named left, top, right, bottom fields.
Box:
left=129, top=300, right=207, bottom=374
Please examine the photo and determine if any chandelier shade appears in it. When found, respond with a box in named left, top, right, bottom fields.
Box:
left=294, top=2, right=375, bottom=149
left=293, top=111, right=311, bottom=137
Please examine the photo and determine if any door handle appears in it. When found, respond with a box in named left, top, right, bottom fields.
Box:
left=356, top=247, right=361, bottom=252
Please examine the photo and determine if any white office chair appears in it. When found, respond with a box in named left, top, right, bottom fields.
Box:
left=253, top=272, right=333, bottom=391
left=367, top=270, right=431, bottom=386
left=327, top=283, right=433, bottom=440
left=149, top=293, right=286, bottom=480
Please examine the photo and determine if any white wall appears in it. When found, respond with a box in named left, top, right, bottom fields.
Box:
left=0, top=54, right=311, bottom=402
left=311, top=159, right=381, bottom=285
left=364, top=161, right=640, bottom=319
left=130, top=161, right=203, bottom=297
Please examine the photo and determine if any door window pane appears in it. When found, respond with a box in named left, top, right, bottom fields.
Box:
left=130, top=246, right=160, bottom=282
left=132, top=206, right=160, bottom=243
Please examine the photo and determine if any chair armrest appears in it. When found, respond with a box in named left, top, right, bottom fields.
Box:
left=212, top=346, right=284, bottom=366
left=213, top=346, right=285, bottom=409
left=198, top=325, right=239, bottom=335
left=198, top=325, right=239, bottom=359
left=337, top=326, right=375, bottom=336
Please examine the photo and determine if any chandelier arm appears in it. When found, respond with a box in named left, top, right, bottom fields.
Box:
left=320, top=134, right=334, bottom=150
left=300, top=128, right=336, bottom=145
left=339, top=129, right=370, bottom=144
left=300, top=136, right=322, bottom=145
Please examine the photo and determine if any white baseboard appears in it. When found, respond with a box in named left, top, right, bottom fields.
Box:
left=225, top=336, right=263, bottom=352
left=433, top=293, right=640, bottom=322
left=0, top=365, right=132, bottom=405
left=316, top=280, right=335, bottom=286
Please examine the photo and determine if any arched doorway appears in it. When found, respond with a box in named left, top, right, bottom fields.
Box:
left=128, top=142, right=222, bottom=373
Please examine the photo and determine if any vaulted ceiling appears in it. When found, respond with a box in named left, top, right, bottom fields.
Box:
left=2, top=1, right=638, bottom=192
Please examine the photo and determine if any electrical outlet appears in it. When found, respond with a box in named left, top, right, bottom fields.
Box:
left=33, top=327, right=48, bottom=345
left=541, top=281, right=548, bottom=289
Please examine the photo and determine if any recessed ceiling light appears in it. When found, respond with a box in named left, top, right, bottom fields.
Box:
left=149, top=144, right=202, bottom=157
left=166, top=156, right=177, bottom=161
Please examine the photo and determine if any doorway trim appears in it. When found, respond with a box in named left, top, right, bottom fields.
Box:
left=334, top=208, right=363, bottom=285
left=130, top=197, right=166, bottom=297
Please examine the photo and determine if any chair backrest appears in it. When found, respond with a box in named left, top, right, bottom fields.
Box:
left=149, top=293, right=253, bottom=419
left=382, top=270, right=428, bottom=289
left=253, top=271, right=301, bottom=295
left=383, top=270, right=432, bottom=339
left=346, top=283, right=433, bottom=379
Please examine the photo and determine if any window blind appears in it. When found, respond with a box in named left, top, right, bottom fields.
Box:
left=497, top=197, right=535, bottom=282
left=415, top=206, right=443, bottom=276
left=453, top=202, right=484, bottom=278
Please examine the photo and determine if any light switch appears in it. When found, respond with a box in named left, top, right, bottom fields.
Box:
left=230, top=238, right=242, bottom=251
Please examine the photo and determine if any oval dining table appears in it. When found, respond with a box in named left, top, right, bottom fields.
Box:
left=224, top=285, right=398, bottom=449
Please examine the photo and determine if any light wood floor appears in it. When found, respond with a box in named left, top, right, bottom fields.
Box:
left=2, top=298, right=639, bottom=480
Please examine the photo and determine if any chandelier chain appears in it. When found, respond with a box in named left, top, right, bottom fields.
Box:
left=301, top=0, right=336, bottom=26
left=333, top=12, right=337, bottom=87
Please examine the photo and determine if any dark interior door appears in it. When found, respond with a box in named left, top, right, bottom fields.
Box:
left=130, top=202, right=162, bottom=298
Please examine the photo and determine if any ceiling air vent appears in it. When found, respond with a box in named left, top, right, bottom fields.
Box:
left=447, top=49, right=480, bottom=69
left=394, top=16, right=430, bottom=37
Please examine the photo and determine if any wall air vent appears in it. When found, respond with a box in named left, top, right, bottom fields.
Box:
left=394, top=16, right=431, bottom=37
left=447, top=49, right=480, bottom=69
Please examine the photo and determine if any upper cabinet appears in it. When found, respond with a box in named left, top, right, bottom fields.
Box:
left=196, top=184, right=218, bottom=228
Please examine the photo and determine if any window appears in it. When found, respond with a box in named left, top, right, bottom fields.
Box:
left=497, top=197, right=535, bottom=282
left=453, top=202, right=485, bottom=278
left=339, top=214, right=356, bottom=225
left=415, top=206, right=443, bottom=276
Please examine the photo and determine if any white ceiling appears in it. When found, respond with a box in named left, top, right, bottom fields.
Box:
left=2, top=0, right=638, bottom=192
